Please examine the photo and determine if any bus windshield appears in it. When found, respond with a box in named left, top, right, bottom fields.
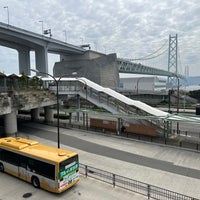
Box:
left=58, top=155, right=79, bottom=190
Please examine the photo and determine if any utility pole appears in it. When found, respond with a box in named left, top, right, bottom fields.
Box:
left=3, top=6, right=9, bottom=25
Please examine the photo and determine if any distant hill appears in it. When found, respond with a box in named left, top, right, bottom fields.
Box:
left=186, top=76, right=200, bottom=86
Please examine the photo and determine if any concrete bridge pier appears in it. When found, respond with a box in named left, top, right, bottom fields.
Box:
left=44, top=106, right=54, bottom=123
left=31, top=108, right=40, bottom=121
left=17, top=46, right=31, bottom=75
left=4, top=111, right=17, bottom=136
left=35, top=46, right=48, bottom=74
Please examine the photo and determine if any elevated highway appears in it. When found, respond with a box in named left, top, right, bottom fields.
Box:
left=0, top=22, right=85, bottom=54
left=0, top=22, right=181, bottom=78
left=0, top=22, right=85, bottom=75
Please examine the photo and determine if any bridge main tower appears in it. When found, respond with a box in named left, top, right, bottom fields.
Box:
left=168, top=34, right=178, bottom=75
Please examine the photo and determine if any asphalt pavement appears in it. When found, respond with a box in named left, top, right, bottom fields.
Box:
left=0, top=172, right=145, bottom=200
left=15, top=121, right=200, bottom=199
left=19, top=123, right=200, bottom=180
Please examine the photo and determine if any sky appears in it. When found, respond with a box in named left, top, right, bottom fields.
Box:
left=0, top=0, right=200, bottom=76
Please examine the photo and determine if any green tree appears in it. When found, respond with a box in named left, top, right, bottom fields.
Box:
left=188, top=90, right=200, bottom=101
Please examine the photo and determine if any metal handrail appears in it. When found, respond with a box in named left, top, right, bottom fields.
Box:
left=79, top=163, right=199, bottom=200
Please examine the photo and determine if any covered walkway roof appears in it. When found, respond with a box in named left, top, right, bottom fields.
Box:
left=42, top=77, right=200, bottom=124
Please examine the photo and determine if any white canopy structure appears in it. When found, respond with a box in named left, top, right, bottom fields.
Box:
left=42, top=77, right=200, bottom=124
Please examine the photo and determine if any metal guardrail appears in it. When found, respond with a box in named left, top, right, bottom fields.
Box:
left=79, top=163, right=199, bottom=200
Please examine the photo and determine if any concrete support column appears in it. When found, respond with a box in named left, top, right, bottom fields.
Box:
left=76, top=94, right=80, bottom=121
left=44, top=106, right=53, bottom=123
left=17, top=46, right=31, bottom=75
left=31, top=108, right=40, bottom=121
left=86, top=112, right=89, bottom=130
left=83, top=112, right=85, bottom=127
left=35, top=46, right=48, bottom=74
left=69, top=112, right=72, bottom=125
left=4, top=111, right=17, bottom=136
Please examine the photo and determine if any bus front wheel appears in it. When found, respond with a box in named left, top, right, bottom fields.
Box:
left=31, top=176, right=40, bottom=188
left=0, top=163, right=4, bottom=172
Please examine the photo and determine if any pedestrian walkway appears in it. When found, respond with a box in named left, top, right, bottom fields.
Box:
left=0, top=172, right=145, bottom=200
left=19, top=122, right=200, bottom=199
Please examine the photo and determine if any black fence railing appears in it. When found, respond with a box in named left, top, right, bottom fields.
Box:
left=79, top=163, right=199, bottom=200
left=16, top=115, right=200, bottom=152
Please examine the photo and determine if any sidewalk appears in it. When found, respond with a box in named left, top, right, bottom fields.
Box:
left=19, top=122, right=200, bottom=199
left=0, top=172, right=145, bottom=200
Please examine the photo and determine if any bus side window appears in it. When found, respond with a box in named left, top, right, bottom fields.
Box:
left=0, top=149, right=6, bottom=161
left=19, top=155, right=27, bottom=169
left=4, top=150, right=18, bottom=166
left=0, top=148, right=3, bottom=160
left=27, top=164, right=31, bottom=171
left=27, top=158, right=35, bottom=172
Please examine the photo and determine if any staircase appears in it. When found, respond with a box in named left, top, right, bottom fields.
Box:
left=45, top=77, right=168, bottom=130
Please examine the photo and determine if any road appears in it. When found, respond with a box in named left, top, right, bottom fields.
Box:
left=17, top=121, right=200, bottom=199
left=18, top=122, right=200, bottom=180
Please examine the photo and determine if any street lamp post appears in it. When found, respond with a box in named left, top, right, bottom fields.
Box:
left=176, top=77, right=180, bottom=114
left=31, top=69, right=60, bottom=148
left=72, top=72, right=88, bottom=128
left=173, top=74, right=180, bottom=134
left=168, top=89, right=173, bottom=113
left=3, top=6, right=9, bottom=25
left=39, top=20, right=44, bottom=35
left=63, top=30, right=67, bottom=42
left=80, top=79, right=87, bottom=100
left=80, top=37, right=84, bottom=45
left=176, top=76, right=180, bottom=134
left=72, top=72, right=87, bottom=100
left=79, top=78, right=88, bottom=129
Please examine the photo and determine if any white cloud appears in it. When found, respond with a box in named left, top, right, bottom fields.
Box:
left=0, top=0, right=200, bottom=76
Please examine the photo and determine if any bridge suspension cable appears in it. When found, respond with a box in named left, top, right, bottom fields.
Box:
left=131, top=48, right=168, bottom=61
left=130, top=39, right=168, bottom=61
